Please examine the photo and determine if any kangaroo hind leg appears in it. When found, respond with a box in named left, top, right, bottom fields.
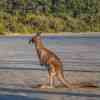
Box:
left=40, top=65, right=56, bottom=88
left=48, top=71, right=56, bottom=88
left=57, top=71, right=72, bottom=88
left=48, top=64, right=56, bottom=88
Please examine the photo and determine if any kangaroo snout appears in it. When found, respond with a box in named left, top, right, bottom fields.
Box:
left=28, top=38, right=32, bottom=44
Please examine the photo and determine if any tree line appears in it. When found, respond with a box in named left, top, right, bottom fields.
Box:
left=0, top=0, right=100, bottom=17
left=0, top=0, right=100, bottom=34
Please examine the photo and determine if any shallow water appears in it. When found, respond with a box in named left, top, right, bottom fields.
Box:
left=0, top=36, right=100, bottom=72
left=0, top=36, right=100, bottom=100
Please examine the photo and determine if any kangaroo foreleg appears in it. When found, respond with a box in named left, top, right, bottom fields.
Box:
left=37, top=51, right=43, bottom=65
left=40, top=54, right=47, bottom=66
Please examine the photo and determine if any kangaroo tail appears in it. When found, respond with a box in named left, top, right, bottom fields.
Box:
left=57, top=71, right=71, bottom=88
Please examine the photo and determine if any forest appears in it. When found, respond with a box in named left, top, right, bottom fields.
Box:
left=0, top=0, right=100, bottom=34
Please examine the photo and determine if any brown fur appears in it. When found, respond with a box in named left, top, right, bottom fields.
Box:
left=29, top=33, right=72, bottom=88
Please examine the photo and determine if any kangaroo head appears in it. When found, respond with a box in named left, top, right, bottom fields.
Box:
left=28, top=32, right=42, bottom=44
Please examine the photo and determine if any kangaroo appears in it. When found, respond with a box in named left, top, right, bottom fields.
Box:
left=28, top=32, right=72, bottom=88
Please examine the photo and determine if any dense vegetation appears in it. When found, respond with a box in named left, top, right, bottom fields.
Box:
left=0, top=0, right=100, bottom=35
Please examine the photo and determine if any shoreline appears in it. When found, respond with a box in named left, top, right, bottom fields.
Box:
left=0, top=32, right=100, bottom=37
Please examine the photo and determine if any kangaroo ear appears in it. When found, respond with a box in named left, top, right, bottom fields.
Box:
left=36, top=32, right=42, bottom=36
